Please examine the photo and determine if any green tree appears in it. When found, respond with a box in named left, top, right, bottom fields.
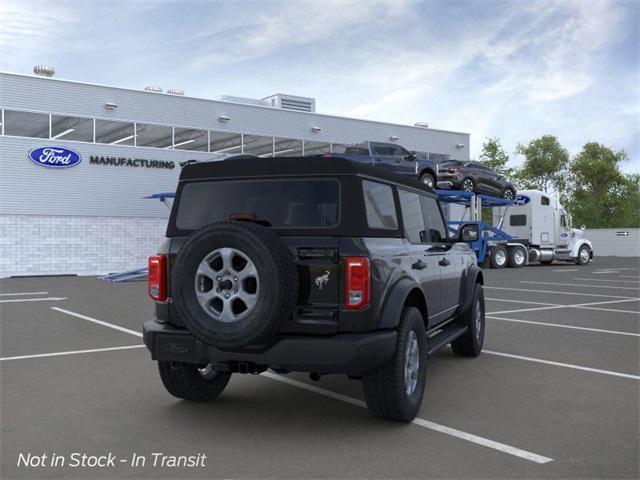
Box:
left=565, top=143, right=638, bottom=228
left=479, top=137, right=513, bottom=176
left=516, top=135, right=569, bottom=193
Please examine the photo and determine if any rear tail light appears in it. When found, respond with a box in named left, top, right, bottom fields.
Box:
left=448, top=167, right=460, bottom=173
left=148, top=255, right=168, bottom=302
left=345, top=257, right=370, bottom=310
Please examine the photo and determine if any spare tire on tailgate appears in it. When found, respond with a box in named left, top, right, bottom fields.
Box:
left=172, top=221, right=299, bottom=349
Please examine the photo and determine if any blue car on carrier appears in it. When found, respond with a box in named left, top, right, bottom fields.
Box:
left=332, top=141, right=439, bottom=189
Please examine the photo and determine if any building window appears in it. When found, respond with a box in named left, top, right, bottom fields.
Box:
left=95, top=119, right=135, bottom=145
left=362, top=180, right=398, bottom=230
left=428, top=153, right=450, bottom=163
left=243, top=134, right=274, bottom=157
left=135, top=123, right=173, bottom=148
left=173, top=127, right=208, bottom=151
left=3, top=110, right=49, bottom=138
left=50, top=114, right=93, bottom=142
left=331, top=143, right=348, bottom=154
left=210, top=131, right=243, bottom=154
left=304, top=140, right=331, bottom=155
left=273, top=137, right=303, bottom=157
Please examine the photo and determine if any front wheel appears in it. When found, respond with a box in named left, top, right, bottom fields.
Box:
left=452, top=283, right=485, bottom=357
left=158, top=361, right=232, bottom=401
left=362, top=307, right=427, bottom=422
left=576, top=245, right=591, bottom=265
left=461, top=178, right=475, bottom=192
left=419, top=172, right=435, bottom=189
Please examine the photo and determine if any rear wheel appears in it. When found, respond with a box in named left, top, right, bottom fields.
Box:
left=158, top=361, right=231, bottom=401
left=490, top=245, right=508, bottom=269
left=507, top=246, right=526, bottom=268
left=452, top=284, right=485, bottom=357
left=362, top=307, right=427, bottom=422
left=419, top=172, right=435, bottom=189
left=461, top=178, right=475, bottom=192
left=503, top=188, right=516, bottom=201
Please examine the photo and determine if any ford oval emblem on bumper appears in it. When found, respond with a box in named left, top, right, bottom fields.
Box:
left=28, top=146, right=82, bottom=168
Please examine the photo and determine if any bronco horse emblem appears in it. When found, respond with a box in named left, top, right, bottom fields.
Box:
left=314, top=271, right=330, bottom=290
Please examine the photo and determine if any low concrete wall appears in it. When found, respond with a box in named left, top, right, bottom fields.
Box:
left=583, top=228, right=640, bottom=257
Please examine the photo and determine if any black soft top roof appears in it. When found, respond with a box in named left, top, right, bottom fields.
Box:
left=179, top=156, right=433, bottom=193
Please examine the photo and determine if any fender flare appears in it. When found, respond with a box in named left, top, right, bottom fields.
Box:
left=459, top=265, right=483, bottom=314
left=378, top=277, right=426, bottom=329
left=571, top=239, right=593, bottom=258
left=418, top=167, right=437, bottom=181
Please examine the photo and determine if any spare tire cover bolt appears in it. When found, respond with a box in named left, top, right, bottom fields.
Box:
left=225, top=294, right=230, bottom=299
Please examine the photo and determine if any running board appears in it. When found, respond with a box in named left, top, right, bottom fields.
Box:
left=426, top=325, right=468, bottom=356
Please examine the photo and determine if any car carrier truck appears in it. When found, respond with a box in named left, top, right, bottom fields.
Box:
left=492, top=190, right=593, bottom=266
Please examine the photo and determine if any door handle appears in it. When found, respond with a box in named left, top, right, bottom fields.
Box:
left=412, top=260, right=427, bottom=270
left=438, top=257, right=451, bottom=267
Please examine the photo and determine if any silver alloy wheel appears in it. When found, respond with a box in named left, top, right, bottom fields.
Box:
left=494, top=248, right=507, bottom=266
left=462, top=179, right=474, bottom=192
left=513, top=248, right=525, bottom=265
left=422, top=175, right=434, bottom=188
left=579, top=247, right=590, bottom=263
left=194, top=247, right=260, bottom=323
left=504, top=189, right=514, bottom=200
left=474, top=298, right=483, bottom=342
left=404, top=330, right=420, bottom=396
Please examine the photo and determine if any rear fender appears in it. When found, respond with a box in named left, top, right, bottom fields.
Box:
left=378, top=277, right=427, bottom=329
left=459, top=265, right=483, bottom=314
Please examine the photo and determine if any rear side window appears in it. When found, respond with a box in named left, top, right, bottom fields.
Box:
left=420, top=196, right=448, bottom=243
left=398, top=189, right=426, bottom=243
left=175, top=179, right=340, bottom=230
left=510, top=214, right=527, bottom=226
left=362, top=180, right=398, bottom=230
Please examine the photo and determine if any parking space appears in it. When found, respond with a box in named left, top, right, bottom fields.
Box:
left=1, top=257, right=638, bottom=479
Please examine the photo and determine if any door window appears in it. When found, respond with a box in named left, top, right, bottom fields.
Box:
left=420, top=196, right=448, bottom=243
left=362, top=180, right=398, bottom=230
left=398, top=190, right=427, bottom=243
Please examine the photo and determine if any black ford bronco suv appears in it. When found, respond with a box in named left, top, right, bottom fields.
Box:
left=143, top=156, right=485, bottom=422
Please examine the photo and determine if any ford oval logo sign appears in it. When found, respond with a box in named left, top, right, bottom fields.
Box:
left=28, top=146, right=82, bottom=168
left=513, top=195, right=530, bottom=206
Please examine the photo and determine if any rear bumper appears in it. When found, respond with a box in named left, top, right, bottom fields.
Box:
left=143, top=319, right=397, bottom=374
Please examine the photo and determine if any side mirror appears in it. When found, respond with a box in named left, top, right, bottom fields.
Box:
left=581, top=224, right=586, bottom=231
left=406, top=151, right=417, bottom=161
left=459, top=224, right=480, bottom=242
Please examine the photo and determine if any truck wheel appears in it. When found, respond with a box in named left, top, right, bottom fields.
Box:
left=576, top=245, right=591, bottom=265
left=507, top=246, right=526, bottom=268
left=171, top=221, right=299, bottom=349
left=158, top=361, right=231, bottom=401
left=502, top=188, right=516, bottom=201
left=462, top=178, right=475, bottom=192
left=419, top=172, right=435, bottom=189
left=362, top=307, right=427, bottom=422
left=489, top=245, right=507, bottom=269
left=451, top=283, right=485, bottom=357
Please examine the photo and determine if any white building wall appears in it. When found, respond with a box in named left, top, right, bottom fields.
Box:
left=583, top=228, right=640, bottom=257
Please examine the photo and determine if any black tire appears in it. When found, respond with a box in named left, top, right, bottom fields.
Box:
left=419, top=172, right=435, bottom=189
left=489, top=245, right=508, bottom=269
left=540, top=259, right=553, bottom=265
left=503, top=188, right=516, bottom=201
left=451, top=284, right=485, bottom=357
left=507, top=246, right=526, bottom=268
left=362, top=307, right=427, bottom=422
left=158, top=361, right=231, bottom=401
left=576, top=245, right=591, bottom=265
left=461, top=177, right=475, bottom=192
left=172, top=221, right=299, bottom=349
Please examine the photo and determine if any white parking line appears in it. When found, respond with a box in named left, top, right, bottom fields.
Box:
left=573, top=278, right=640, bottom=284
left=0, top=345, right=145, bottom=362
left=262, top=372, right=553, bottom=464
left=483, top=350, right=640, bottom=380
left=0, top=297, right=67, bottom=304
left=488, top=298, right=640, bottom=315
left=51, top=307, right=143, bottom=338
left=520, top=281, right=640, bottom=291
left=552, top=269, right=579, bottom=272
left=487, top=316, right=640, bottom=337
left=620, top=275, right=640, bottom=279
left=0, top=291, right=49, bottom=296
left=485, top=286, right=637, bottom=299
left=486, top=298, right=558, bottom=306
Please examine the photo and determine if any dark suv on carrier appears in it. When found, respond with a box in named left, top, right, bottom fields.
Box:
left=144, top=156, right=485, bottom=422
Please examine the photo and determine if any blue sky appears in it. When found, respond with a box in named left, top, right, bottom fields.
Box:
left=1, top=0, right=638, bottom=171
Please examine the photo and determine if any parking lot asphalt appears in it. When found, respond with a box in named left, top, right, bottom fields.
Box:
left=1, top=256, right=638, bottom=479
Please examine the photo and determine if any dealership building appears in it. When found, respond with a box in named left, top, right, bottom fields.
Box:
left=0, top=69, right=470, bottom=278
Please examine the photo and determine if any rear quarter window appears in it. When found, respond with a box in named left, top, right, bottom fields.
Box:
left=362, top=180, right=398, bottom=230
